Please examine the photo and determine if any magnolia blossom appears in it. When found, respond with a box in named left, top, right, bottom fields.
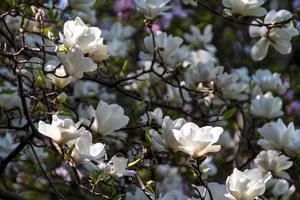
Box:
left=150, top=116, right=186, bottom=151
left=141, top=32, right=183, bottom=62
left=185, top=50, right=222, bottom=84
left=88, top=100, right=129, bottom=136
left=99, top=155, right=135, bottom=177
left=222, top=0, right=267, bottom=17
left=141, top=107, right=164, bottom=125
left=70, top=131, right=106, bottom=162
left=257, top=119, right=300, bottom=157
left=215, top=72, right=250, bottom=101
left=173, top=122, right=223, bottom=158
left=196, top=182, right=230, bottom=200
left=134, top=0, right=171, bottom=19
left=271, top=179, right=296, bottom=200
left=225, top=168, right=272, bottom=200
left=167, top=45, right=191, bottom=67
left=61, top=17, right=107, bottom=61
left=253, top=150, right=292, bottom=179
left=45, top=59, right=72, bottom=88
left=58, top=45, right=97, bottom=79
left=250, top=92, right=283, bottom=119
left=38, top=115, right=84, bottom=144
left=249, top=10, right=298, bottom=61
left=252, top=69, right=289, bottom=95
left=184, top=25, right=216, bottom=53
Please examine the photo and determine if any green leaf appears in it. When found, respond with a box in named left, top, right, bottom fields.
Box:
left=37, top=69, right=46, bottom=87
left=145, top=129, right=152, bottom=146
left=65, top=144, right=75, bottom=160
left=128, top=158, right=141, bottom=168
left=224, top=108, right=237, bottom=120
left=120, top=60, right=128, bottom=76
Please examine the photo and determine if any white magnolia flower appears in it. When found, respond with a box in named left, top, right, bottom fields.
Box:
left=250, top=92, right=283, bottom=119
left=166, top=45, right=192, bottom=67
left=233, top=67, right=251, bottom=83
left=134, top=0, right=171, bottom=19
left=107, top=39, right=129, bottom=57
left=257, top=119, right=300, bottom=157
left=70, top=131, right=106, bottom=162
left=58, top=45, right=97, bottom=79
left=0, top=134, right=18, bottom=158
left=45, top=59, right=72, bottom=88
left=252, top=69, right=289, bottom=95
left=150, top=116, right=186, bottom=151
left=184, top=25, right=216, bottom=53
left=249, top=10, right=298, bottom=61
left=185, top=50, right=222, bottom=84
left=196, top=182, right=230, bottom=200
left=253, top=150, right=292, bottom=179
left=225, top=168, right=272, bottom=200
left=141, top=32, right=183, bottom=62
left=38, top=115, right=84, bottom=144
left=215, top=72, right=250, bottom=101
left=99, top=155, right=136, bottom=177
left=271, top=179, right=296, bottom=200
left=61, top=17, right=107, bottom=61
left=88, top=100, right=129, bottom=136
left=141, top=107, right=164, bottom=125
left=173, top=122, right=223, bottom=158
left=68, top=0, right=95, bottom=11
left=222, top=0, right=267, bottom=17
left=103, top=22, right=135, bottom=41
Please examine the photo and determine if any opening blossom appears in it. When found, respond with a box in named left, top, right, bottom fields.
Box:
left=134, top=0, right=171, bottom=19
left=150, top=116, right=186, bottom=151
left=249, top=10, right=298, bottom=61
left=225, top=168, right=272, bottom=200
left=252, top=69, right=289, bottom=95
left=45, top=59, right=72, bottom=88
left=250, top=92, right=283, bottom=119
left=257, top=119, right=300, bottom=157
left=70, top=131, right=106, bottom=163
left=38, top=115, right=84, bottom=144
left=58, top=45, right=97, bottom=79
left=173, top=122, right=223, bottom=158
left=87, top=100, right=129, bottom=136
left=222, top=0, right=267, bottom=17
left=61, top=17, right=107, bottom=59
left=99, top=155, right=136, bottom=177
left=184, top=25, right=216, bottom=53
left=141, top=32, right=183, bottom=62
left=252, top=150, right=293, bottom=179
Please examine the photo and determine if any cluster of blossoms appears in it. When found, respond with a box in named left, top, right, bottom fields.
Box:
left=1, top=0, right=300, bottom=200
